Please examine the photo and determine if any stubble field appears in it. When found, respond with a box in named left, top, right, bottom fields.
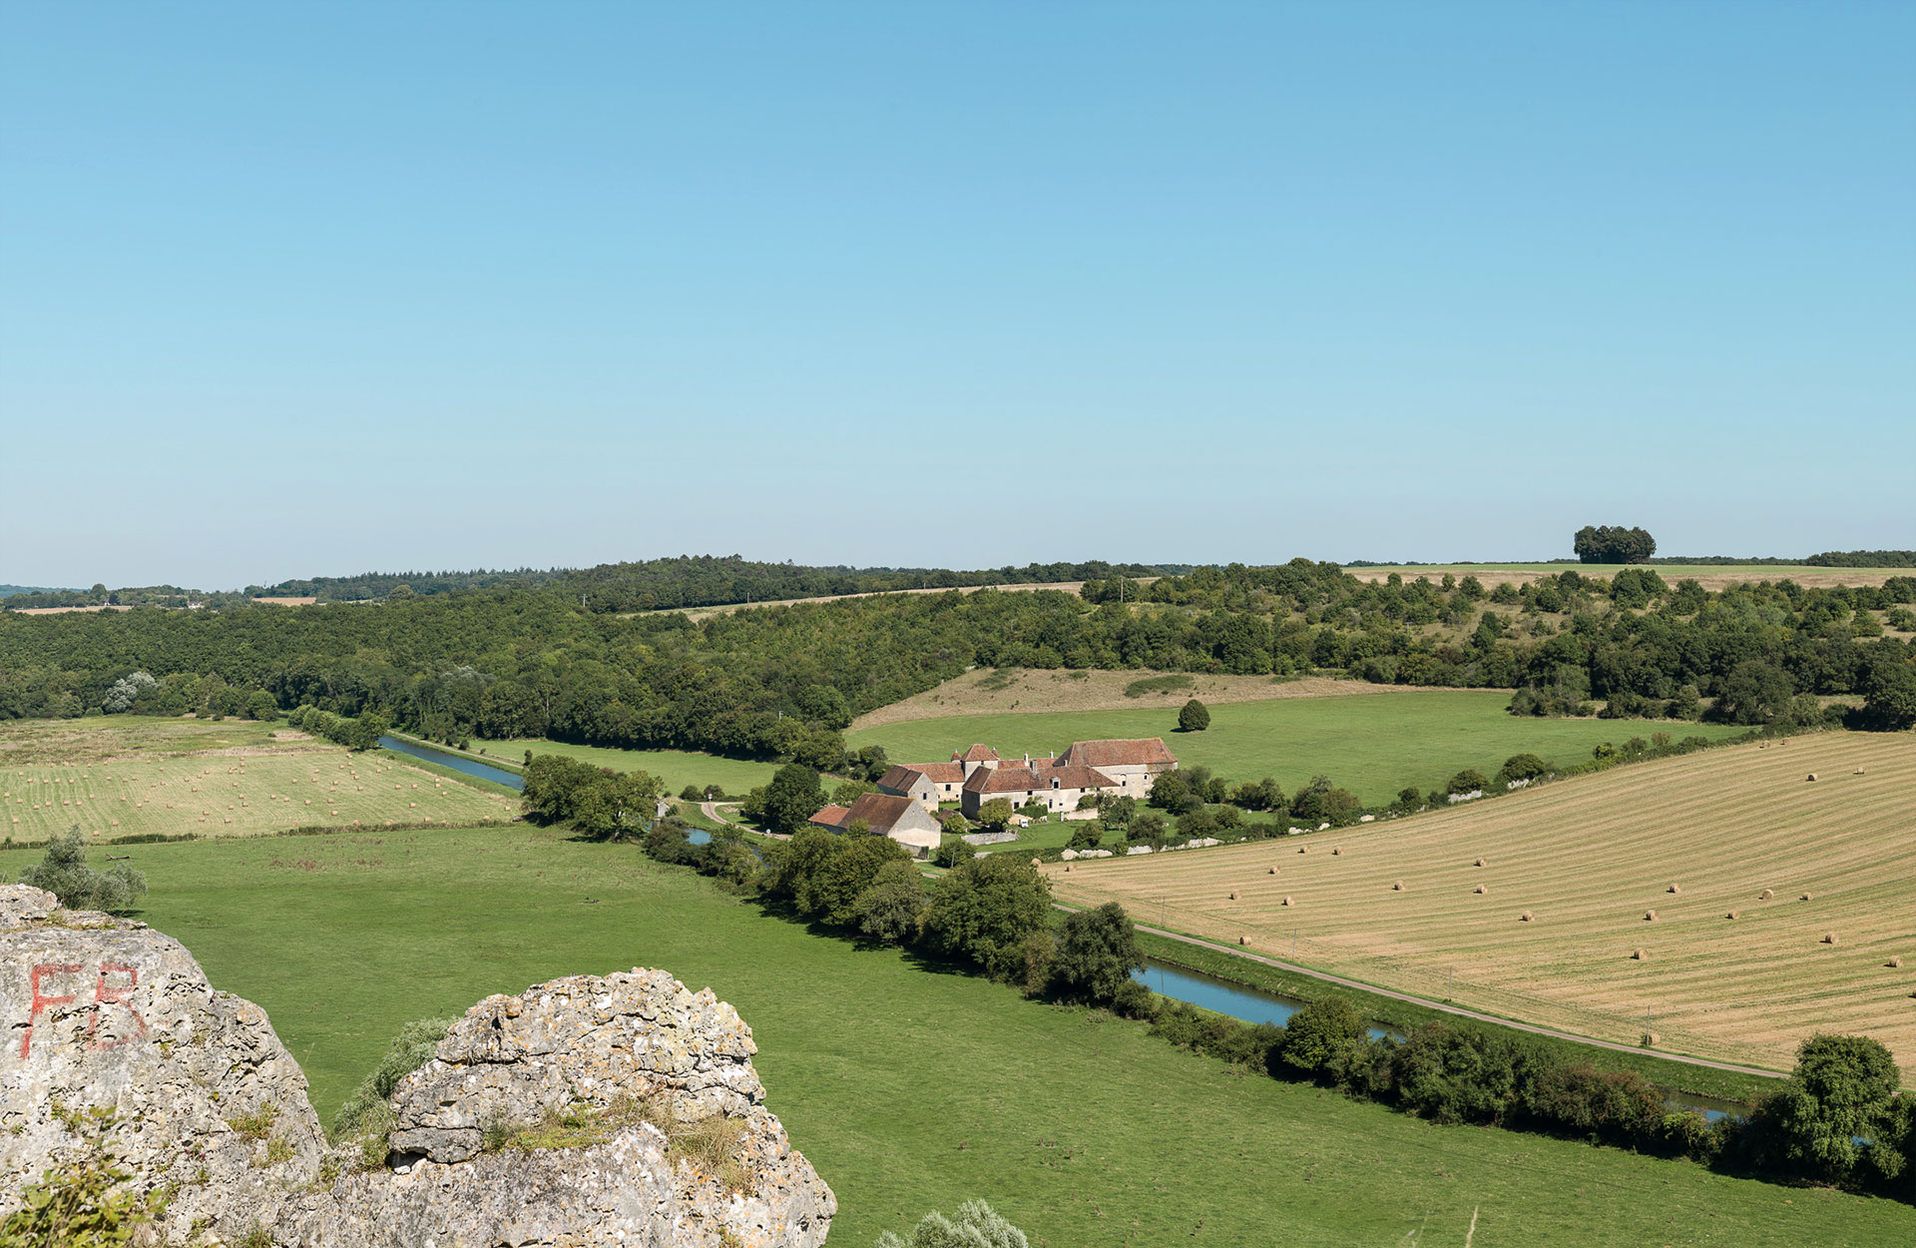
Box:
left=0, top=717, right=515, bottom=840
left=1048, top=731, right=1916, bottom=1072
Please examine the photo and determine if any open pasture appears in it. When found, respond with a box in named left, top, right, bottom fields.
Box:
left=476, top=737, right=781, bottom=796
left=1, top=825, right=1905, bottom=1247
left=850, top=669, right=1432, bottom=729
left=1048, top=731, right=1916, bottom=1072
left=1349, top=563, right=1906, bottom=590
left=847, top=689, right=1743, bottom=805
left=0, top=716, right=514, bottom=840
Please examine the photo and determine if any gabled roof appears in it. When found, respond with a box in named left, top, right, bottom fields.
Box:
left=844, top=792, right=920, bottom=834
left=1057, top=738, right=1177, bottom=768
left=953, top=744, right=1000, bottom=763
left=810, top=804, right=852, bottom=827
left=963, top=763, right=1118, bottom=795
left=879, top=762, right=964, bottom=791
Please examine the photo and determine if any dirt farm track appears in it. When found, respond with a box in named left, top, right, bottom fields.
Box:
left=1048, top=731, right=1916, bottom=1072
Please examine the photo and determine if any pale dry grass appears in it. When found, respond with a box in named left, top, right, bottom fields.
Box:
left=1349, top=565, right=1904, bottom=591
left=1048, top=731, right=1916, bottom=1071
left=852, top=669, right=1442, bottom=729
left=0, top=718, right=514, bottom=841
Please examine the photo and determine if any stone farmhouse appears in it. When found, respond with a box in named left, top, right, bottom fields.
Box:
left=808, top=791, right=942, bottom=857
left=878, top=738, right=1178, bottom=820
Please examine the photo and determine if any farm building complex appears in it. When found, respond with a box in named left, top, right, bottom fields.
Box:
left=825, top=738, right=1179, bottom=854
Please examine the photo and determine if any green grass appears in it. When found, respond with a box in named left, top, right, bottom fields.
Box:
left=8, top=827, right=1909, bottom=1246
left=475, top=738, right=781, bottom=796
left=848, top=691, right=1746, bottom=805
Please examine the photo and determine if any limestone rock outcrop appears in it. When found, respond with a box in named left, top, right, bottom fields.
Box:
left=1, top=885, right=327, bottom=1240
left=1, top=884, right=835, bottom=1246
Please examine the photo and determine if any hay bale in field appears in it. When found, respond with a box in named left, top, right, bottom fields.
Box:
left=1475, top=857, right=1487, bottom=868
left=1228, top=890, right=1239, bottom=901
left=1267, top=866, right=1279, bottom=875
left=1631, top=948, right=1647, bottom=960
left=1281, top=895, right=1294, bottom=907
left=1855, top=767, right=1866, bottom=775
left=1030, top=857, right=1041, bottom=868
left=1641, top=1031, right=1659, bottom=1047
left=1298, top=845, right=1308, bottom=854
left=1473, top=884, right=1488, bottom=895
left=1726, top=910, right=1740, bottom=920
left=1805, top=773, right=1818, bottom=782
left=1759, top=888, right=1774, bottom=900
left=1063, top=863, right=1072, bottom=872
left=1238, top=935, right=1249, bottom=946
left=1887, top=956, right=1902, bottom=969
left=1520, top=911, right=1534, bottom=923
left=1644, top=909, right=1658, bottom=922
left=1331, top=847, right=1342, bottom=857
left=1822, top=932, right=1838, bottom=945
left=1392, top=880, right=1405, bottom=892
left=1667, top=883, right=1681, bottom=894
left=1801, top=892, right=1814, bottom=901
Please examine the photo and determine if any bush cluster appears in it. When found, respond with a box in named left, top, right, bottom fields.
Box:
left=521, top=755, right=664, bottom=841
left=287, top=704, right=390, bottom=751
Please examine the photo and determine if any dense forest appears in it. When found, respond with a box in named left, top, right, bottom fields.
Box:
left=0, top=555, right=1175, bottom=612
left=1, top=562, right=1912, bottom=768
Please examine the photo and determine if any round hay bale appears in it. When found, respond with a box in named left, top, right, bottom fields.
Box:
left=1855, top=767, right=1866, bottom=775
left=1631, top=948, right=1647, bottom=961
left=1392, top=880, right=1405, bottom=892
left=1475, top=857, right=1488, bottom=868
left=1641, top=1030, right=1659, bottom=1047
left=1030, top=857, right=1042, bottom=868
left=1474, top=884, right=1488, bottom=895
left=1759, top=888, right=1774, bottom=900
left=1519, top=910, right=1534, bottom=923
left=1726, top=910, right=1740, bottom=920
left=1801, top=892, right=1814, bottom=901
left=1281, top=895, right=1294, bottom=907
left=1228, top=890, right=1239, bottom=901
left=1267, top=866, right=1279, bottom=875
left=1063, top=864, right=1072, bottom=872
left=1238, top=935, right=1249, bottom=946
left=1331, top=847, right=1342, bottom=857
left=1822, top=932, right=1838, bottom=945
left=1667, top=883, right=1681, bottom=894
left=1644, top=909, right=1658, bottom=922
left=1298, top=846, right=1308, bottom=854
left=1887, top=956, right=1902, bottom=969
left=1806, top=773, right=1818, bottom=782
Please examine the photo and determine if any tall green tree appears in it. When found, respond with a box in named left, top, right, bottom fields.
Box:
left=762, top=763, right=826, bottom=834
left=1177, top=698, right=1211, bottom=732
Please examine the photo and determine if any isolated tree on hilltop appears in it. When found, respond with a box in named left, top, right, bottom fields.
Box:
left=1573, top=525, right=1657, bottom=565
left=1177, top=698, right=1210, bottom=732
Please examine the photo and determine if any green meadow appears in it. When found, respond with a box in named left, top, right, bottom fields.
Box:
left=6, top=826, right=1908, bottom=1247
left=475, top=737, right=780, bottom=795
left=846, top=690, right=1745, bottom=805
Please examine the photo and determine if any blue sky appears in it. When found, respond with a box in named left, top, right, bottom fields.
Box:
left=3, top=2, right=1911, bottom=588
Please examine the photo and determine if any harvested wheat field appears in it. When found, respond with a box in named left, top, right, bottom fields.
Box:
left=0, top=716, right=515, bottom=841
left=1048, top=731, right=1916, bottom=1072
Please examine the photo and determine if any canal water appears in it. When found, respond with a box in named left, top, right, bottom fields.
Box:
left=378, top=736, right=525, bottom=791
left=1131, top=958, right=1749, bottom=1121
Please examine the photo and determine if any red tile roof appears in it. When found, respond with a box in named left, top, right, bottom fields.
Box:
left=844, top=792, right=919, bottom=833
left=952, top=744, right=1001, bottom=763
left=963, top=763, right=1117, bottom=794
left=1057, top=738, right=1177, bottom=768
left=810, top=804, right=852, bottom=827
left=880, top=762, right=964, bottom=790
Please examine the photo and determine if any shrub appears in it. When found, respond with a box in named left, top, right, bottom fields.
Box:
left=1050, top=903, right=1142, bottom=1005
left=1496, top=754, right=1551, bottom=785
left=933, top=835, right=974, bottom=869
left=19, top=830, right=147, bottom=913
left=1277, top=997, right=1373, bottom=1089
left=1177, top=698, right=1211, bottom=732
left=874, top=1199, right=1031, bottom=1248
left=1065, top=822, right=1102, bottom=850
left=1445, top=769, right=1488, bottom=797
left=0, top=1108, right=161, bottom=1245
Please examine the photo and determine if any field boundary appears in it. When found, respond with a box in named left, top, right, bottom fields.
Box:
left=1058, top=903, right=1788, bottom=1081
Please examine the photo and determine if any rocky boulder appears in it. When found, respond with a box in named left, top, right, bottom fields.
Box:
left=1, top=884, right=327, bottom=1241
left=1, top=884, right=836, bottom=1246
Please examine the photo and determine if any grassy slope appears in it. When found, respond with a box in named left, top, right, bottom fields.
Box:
left=1051, top=731, right=1916, bottom=1072
left=7, top=827, right=1908, bottom=1247
left=847, top=691, right=1744, bottom=805
left=0, top=717, right=512, bottom=840
left=476, top=737, right=780, bottom=795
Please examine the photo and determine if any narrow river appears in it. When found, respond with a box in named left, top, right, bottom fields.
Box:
left=378, top=736, right=525, bottom=791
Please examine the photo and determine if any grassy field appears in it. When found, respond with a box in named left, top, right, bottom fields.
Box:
left=852, top=669, right=1438, bottom=729
left=475, top=738, right=782, bottom=795
left=847, top=690, right=1745, bottom=805
left=3, top=826, right=1908, bottom=1246
left=1350, top=563, right=1907, bottom=590
left=0, top=717, right=514, bottom=841
left=1049, top=731, right=1916, bottom=1073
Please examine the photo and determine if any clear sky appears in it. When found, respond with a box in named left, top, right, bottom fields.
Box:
left=3, top=2, right=1911, bottom=588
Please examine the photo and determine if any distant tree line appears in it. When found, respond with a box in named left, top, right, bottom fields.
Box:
left=2, top=561, right=1911, bottom=771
